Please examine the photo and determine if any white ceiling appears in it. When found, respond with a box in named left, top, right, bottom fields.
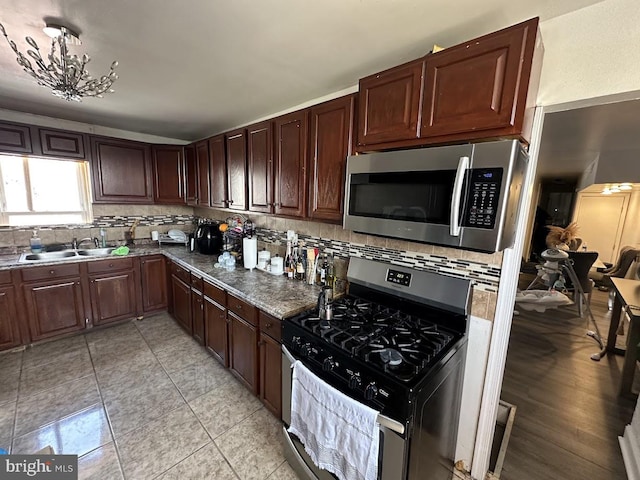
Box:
left=0, top=0, right=603, bottom=142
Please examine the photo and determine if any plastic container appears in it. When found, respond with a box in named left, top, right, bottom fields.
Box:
left=30, top=230, right=42, bottom=253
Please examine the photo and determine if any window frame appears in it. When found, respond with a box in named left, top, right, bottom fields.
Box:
left=0, top=154, right=93, bottom=226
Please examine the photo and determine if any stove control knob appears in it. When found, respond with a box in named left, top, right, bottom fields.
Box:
left=300, top=343, right=312, bottom=358
left=322, top=357, right=335, bottom=372
left=292, top=336, right=302, bottom=349
left=365, top=383, right=379, bottom=401
left=348, top=375, right=361, bottom=389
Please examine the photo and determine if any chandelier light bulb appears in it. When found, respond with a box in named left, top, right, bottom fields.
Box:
left=0, top=21, right=119, bottom=102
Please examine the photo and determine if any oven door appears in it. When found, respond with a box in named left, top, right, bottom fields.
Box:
left=281, top=346, right=408, bottom=480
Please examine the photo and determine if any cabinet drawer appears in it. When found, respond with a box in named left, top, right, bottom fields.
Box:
left=227, top=293, right=257, bottom=326
left=259, top=310, right=281, bottom=343
left=203, top=280, right=226, bottom=306
left=0, top=270, right=11, bottom=285
left=21, top=263, right=81, bottom=282
left=87, top=257, right=135, bottom=274
left=171, top=262, right=191, bottom=284
left=190, top=274, right=203, bottom=292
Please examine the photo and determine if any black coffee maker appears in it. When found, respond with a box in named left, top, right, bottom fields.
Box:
left=194, top=222, right=223, bottom=255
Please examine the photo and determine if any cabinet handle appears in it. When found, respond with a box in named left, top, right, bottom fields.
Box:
left=228, top=199, right=234, bottom=205
left=76, top=281, right=81, bottom=285
left=109, top=263, right=114, bottom=268
left=274, top=203, right=280, bottom=207
left=91, top=280, right=95, bottom=283
left=265, top=322, right=272, bottom=328
left=50, top=270, right=55, bottom=275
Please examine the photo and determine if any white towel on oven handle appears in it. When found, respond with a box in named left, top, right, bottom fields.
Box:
left=288, top=360, right=380, bottom=480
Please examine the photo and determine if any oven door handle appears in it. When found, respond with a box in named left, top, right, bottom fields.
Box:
left=283, top=346, right=405, bottom=435
left=450, top=155, right=469, bottom=237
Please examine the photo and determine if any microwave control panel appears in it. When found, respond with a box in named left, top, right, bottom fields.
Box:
left=462, top=168, right=503, bottom=229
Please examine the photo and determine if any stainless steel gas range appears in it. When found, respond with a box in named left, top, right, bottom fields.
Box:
left=281, top=257, right=472, bottom=480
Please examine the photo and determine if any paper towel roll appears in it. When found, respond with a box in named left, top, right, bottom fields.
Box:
left=243, top=238, right=258, bottom=270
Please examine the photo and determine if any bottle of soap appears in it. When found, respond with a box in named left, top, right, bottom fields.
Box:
left=30, top=230, right=42, bottom=253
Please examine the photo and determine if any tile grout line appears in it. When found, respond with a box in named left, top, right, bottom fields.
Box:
left=8, top=348, right=24, bottom=454
left=82, top=327, right=128, bottom=480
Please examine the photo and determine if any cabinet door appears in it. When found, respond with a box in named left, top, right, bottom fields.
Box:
left=248, top=121, right=274, bottom=214
left=0, top=284, right=21, bottom=351
left=308, top=95, right=355, bottom=222
left=91, top=137, right=154, bottom=203
left=259, top=331, right=282, bottom=419
left=196, top=140, right=211, bottom=207
left=274, top=110, right=308, bottom=218
left=191, top=289, right=205, bottom=345
left=421, top=18, right=539, bottom=141
left=226, top=129, right=248, bottom=210
left=23, top=278, right=86, bottom=342
left=204, top=296, right=228, bottom=366
left=185, top=145, right=198, bottom=205
left=209, top=135, right=228, bottom=208
left=357, top=59, right=424, bottom=147
left=228, top=311, right=258, bottom=394
left=89, top=271, right=137, bottom=326
left=152, top=145, right=185, bottom=204
left=141, top=255, right=168, bottom=313
left=0, top=121, right=32, bottom=154
left=171, top=274, right=192, bottom=334
left=39, top=128, right=86, bottom=159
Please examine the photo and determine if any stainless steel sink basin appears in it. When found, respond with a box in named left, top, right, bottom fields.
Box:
left=77, top=248, right=115, bottom=257
left=19, top=248, right=117, bottom=263
left=21, top=251, right=78, bottom=262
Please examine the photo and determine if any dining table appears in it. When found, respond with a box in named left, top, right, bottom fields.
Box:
left=606, top=277, right=640, bottom=397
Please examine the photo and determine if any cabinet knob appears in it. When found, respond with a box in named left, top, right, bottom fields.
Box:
left=258, top=340, right=265, bottom=346
left=50, top=270, right=55, bottom=275
left=228, top=199, right=234, bottom=205
left=274, top=203, right=280, bottom=208
left=109, top=263, right=114, bottom=268
left=265, top=322, right=272, bottom=328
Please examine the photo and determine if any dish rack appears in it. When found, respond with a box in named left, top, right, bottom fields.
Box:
left=158, top=229, right=189, bottom=246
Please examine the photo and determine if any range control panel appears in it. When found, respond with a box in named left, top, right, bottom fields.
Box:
left=386, top=269, right=412, bottom=287
left=462, top=168, right=503, bottom=229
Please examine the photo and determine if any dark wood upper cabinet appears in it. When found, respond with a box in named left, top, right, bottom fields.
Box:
left=185, top=145, right=198, bottom=205
left=91, top=137, right=154, bottom=204
left=208, top=134, right=228, bottom=208
left=195, top=140, right=211, bottom=207
left=247, top=121, right=274, bottom=214
left=357, top=58, right=424, bottom=147
left=152, top=145, right=185, bottom=204
left=39, top=129, right=86, bottom=159
left=308, top=95, right=355, bottom=223
left=226, top=128, right=248, bottom=211
left=274, top=110, right=308, bottom=218
left=421, top=17, right=540, bottom=143
left=0, top=122, right=33, bottom=154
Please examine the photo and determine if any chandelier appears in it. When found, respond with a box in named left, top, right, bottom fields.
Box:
left=0, top=22, right=118, bottom=102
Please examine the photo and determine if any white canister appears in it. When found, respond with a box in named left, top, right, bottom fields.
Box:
left=258, top=249, right=271, bottom=269
left=270, top=255, right=284, bottom=274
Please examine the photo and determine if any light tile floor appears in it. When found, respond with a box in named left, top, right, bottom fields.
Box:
left=0, top=313, right=301, bottom=480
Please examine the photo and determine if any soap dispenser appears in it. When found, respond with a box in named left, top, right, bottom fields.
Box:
left=30, top=230, right=42, bottom=253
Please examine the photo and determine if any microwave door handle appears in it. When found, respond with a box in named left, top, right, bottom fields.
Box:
left=450, top=156, right=470, bottom=237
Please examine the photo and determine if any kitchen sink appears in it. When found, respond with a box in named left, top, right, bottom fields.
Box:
left=21, top=251, right=78, bottom=261
left=19, top=248, right=117, bottom=263
left=77, top=248, right=115, bottom=256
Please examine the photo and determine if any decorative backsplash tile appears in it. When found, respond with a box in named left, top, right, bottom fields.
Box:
left=256, top=227, right=501, bottom=293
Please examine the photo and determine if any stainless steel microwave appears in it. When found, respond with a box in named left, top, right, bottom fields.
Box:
left=343, top=140, right=527, bottom=252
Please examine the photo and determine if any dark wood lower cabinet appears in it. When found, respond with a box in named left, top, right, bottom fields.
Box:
left=191, top=290, right=205, bottom=345
left=141, top=255, right=168, bottom=313
left=171, top=274, right=192, bottom=334
left=229, top=311, right=258, bottom=394
left=22, top=277, right=86, bottom=342
left=89, top=271, right=138, bottom=326
left=259, top=331, right=282, bottom=419
left=0, top=283, right=21, bottom=351
left=204, top=295, right=228, bottom=366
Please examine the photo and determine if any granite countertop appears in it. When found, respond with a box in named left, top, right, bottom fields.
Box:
left=0, top=244, right=321, bottom=320
left=163, top=247, right=321, bottom=319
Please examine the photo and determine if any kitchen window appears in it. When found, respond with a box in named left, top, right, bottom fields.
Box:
left=0, top=154, right=92, bottom=226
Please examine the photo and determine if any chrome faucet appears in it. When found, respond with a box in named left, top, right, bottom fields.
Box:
left=72, top=237, right=99, bottom=249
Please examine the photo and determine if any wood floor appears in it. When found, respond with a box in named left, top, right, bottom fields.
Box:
left=500, top=285, right=638, bottom=480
